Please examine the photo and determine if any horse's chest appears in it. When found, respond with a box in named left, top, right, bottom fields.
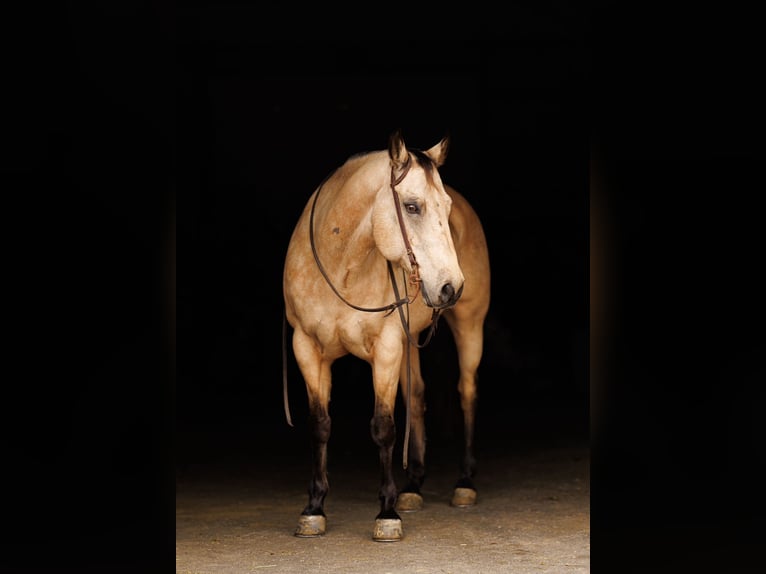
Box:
left=337, top=308, right=430, bottom=360
left=336, top=315, right=389, bottom=359
left=312, top=314, right=399, bottom=360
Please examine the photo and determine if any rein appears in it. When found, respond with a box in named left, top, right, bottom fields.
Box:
left=284, top=153, right=443, bottom=469
left=308, top=156, right=422, bottom=315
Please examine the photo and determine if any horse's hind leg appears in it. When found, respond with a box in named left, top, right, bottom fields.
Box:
left=444, top=310, right=484, bottom=507
left=395, top=344, right=427, bottom=512
left=292, top=328, right=333, bottom=537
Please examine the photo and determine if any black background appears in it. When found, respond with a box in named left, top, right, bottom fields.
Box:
left=3, top=2, right=764, bottom=573
left=176, top=5, right=589, bottom=467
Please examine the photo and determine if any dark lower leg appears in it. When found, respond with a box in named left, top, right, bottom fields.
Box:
left=302, top=407, right=331, bottom=516
left=456, top=398, right=477, bottom=490
left=370, top=411, right=400, bottom=520
left=401, top=408, right=426, bottom=494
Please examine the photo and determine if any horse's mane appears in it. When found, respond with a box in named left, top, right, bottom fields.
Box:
left=347, top=150, right=375, bottom=162
left=409, top=148, right=439, bottom=188
left=345, top=148, right=439, bottom=188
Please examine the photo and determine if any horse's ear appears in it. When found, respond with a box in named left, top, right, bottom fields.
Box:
left=424, top=134, right=449, bottom=168
left=388, top=129, right=409, bottom=169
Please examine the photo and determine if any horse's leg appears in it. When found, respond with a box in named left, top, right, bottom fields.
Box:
left=444, top=311, right=483, bottom=507
left=292, top=327, right=334, bottom=537
left=369, top=335, right=404, bottom=541
left=395, top=344, right=427, bottom=512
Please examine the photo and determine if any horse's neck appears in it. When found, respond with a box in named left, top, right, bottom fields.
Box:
left=335, top=203, right=388, bottom=287
left=320, top=165, right=391, bottom=291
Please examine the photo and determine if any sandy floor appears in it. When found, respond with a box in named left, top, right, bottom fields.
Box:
left=176, top=434, right=589, bottom=574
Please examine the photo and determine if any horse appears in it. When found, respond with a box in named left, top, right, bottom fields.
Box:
left=282, top=129, right=490, bottom=542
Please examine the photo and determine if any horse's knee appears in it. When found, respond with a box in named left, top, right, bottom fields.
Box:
left=409, top=386, right=426, bottom=416
left=457, top=377, right=478, bottom=411
left=309, top=411, right=331, bottom=443
left=370, top=413, right=396, bottom=447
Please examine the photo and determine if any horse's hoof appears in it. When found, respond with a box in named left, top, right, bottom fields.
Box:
left=372, top=518, right=403, bottom=542
left=295, top=514, right=326, bottom=537
left=451, top=487, right=477, bottom=508
left=395, top=492, right=423, bottom=512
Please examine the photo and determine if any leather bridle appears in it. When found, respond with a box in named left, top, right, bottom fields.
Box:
left=285, top=153, right=448, bottom=468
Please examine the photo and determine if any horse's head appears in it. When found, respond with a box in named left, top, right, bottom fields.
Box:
left=372, top=130, right=465, bottom=309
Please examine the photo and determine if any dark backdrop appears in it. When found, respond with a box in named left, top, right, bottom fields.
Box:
left=176, top=7, right=589, bottom=467
left=7, top=2, right=763, bottom=573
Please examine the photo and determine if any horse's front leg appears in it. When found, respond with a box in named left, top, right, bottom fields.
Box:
left=395, top=343, right=427, bottom=512
left=369, top=337, right=404, bottom=542
left=292, top=328, right=334, bottom=537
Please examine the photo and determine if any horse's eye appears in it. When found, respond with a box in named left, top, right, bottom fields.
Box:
left=404, top=203, right=420, bottom=215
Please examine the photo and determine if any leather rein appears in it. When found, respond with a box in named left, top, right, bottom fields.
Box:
left=283, top=153, right=444, bottom=469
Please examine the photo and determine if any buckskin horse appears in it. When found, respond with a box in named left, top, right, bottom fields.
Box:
left=282, top=129, right=490, bottom=541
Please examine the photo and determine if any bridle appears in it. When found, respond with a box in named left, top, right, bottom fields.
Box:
left=308, top=153, right=450, bottom=342
left=286, top=153, right=447, bottom=468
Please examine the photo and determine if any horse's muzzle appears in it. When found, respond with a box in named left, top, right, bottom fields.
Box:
left=425, top=282, right=464, bottom=310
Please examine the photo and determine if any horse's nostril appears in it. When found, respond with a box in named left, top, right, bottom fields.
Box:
left=441, top=282, right=455, bottom=304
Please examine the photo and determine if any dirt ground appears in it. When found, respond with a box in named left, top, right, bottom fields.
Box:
left=176, top=418, right=589, bottom=574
